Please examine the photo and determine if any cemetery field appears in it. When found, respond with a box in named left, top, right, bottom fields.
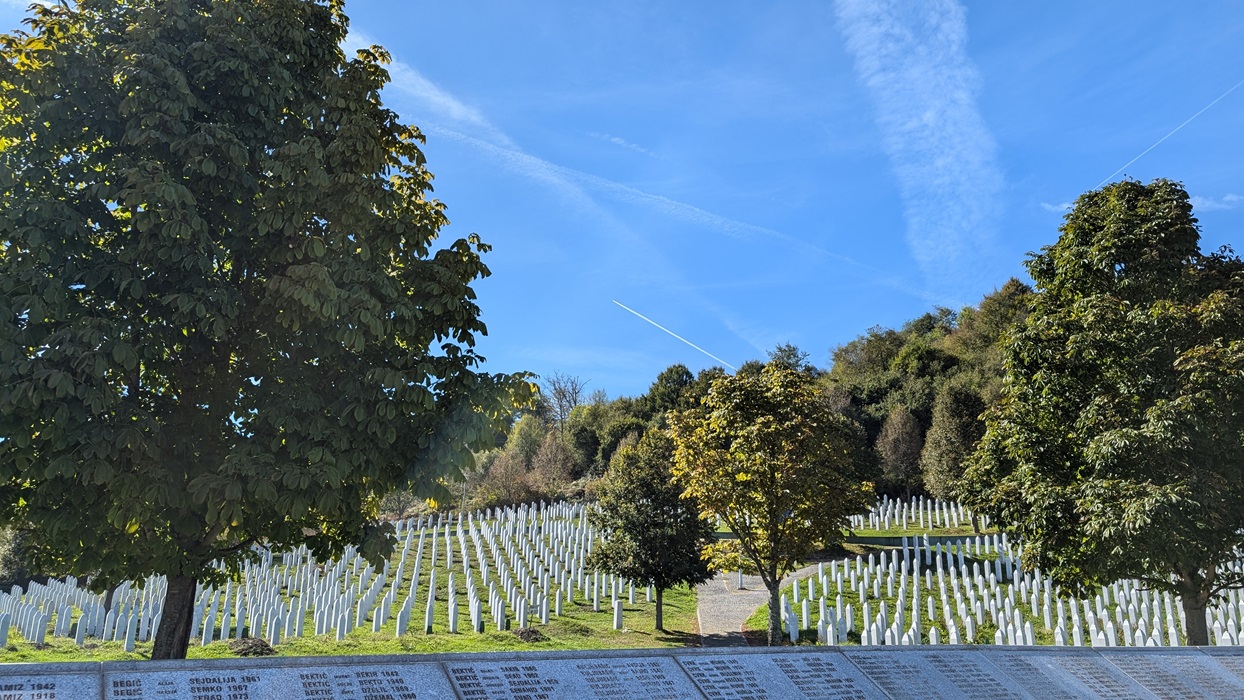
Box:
left=741, top=524, right=1242, bottom=649
left=0, top=502, right=701, bottom=663
left=846, top=495, right=997, bottom=539
left=0, top=585, right=697, bottom=663
left=742, top=541, right=1046, bottom=647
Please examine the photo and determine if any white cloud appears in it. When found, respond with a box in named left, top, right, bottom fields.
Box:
left=834, top=0, right=1004, bottom=299
left=1041, top=202, right=1073, bottom=213
left=589, top=132, right=658, bottom=157
left=1190, top=194, right=1241, bottom=212
left=364, top=43, right=888, bottom=277
left=342, top=22, right=941, bottom=358
left=344, top=31, right=515, bottom=149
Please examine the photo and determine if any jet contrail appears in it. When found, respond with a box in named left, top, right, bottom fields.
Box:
left=611, top=300, right=737, bottom=371
left=1098, top=78, right=1244, bottom=188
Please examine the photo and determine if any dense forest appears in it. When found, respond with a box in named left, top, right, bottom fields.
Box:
left=379, top=278, right=1033, bottom=516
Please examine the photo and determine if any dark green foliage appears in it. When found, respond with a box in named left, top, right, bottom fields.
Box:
left=0, top=0, right=529, bottom=658
left=0, top=527, right=31, bottom=589
left=829, top=326, right=906, bottom=382
left=876, top=406, right=923, bottom=497
left=961, top=179, right=1244, bottom=645
left=921, top=381, right=986, bottom=500
left=568, top=424, right=601, bottom=479
left=825, top=282, right=1032, bottom=497
left=596, top=416, right=646, bottom=476
left=588, top=430, right=714, bottom=630
left=635, top=364, right=694, bottom=423
left=766, top=342, right=824, bottom=377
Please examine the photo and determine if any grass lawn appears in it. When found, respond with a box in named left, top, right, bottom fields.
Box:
left=0, top=584, right=700, bottom=663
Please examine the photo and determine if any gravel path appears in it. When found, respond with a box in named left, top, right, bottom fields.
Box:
left=696, top=564, right=822, bottom=647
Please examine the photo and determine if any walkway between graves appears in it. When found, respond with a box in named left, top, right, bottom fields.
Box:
left=696, top=564, right=820, bottom=647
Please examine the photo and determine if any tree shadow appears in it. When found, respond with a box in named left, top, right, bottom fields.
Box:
left=655, top=628, right=702, bottom=646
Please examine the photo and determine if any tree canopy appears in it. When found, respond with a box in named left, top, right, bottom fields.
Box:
left=670, top=361, right=873, bottom=645
left=587, top=430, right=714, bottom=631
left=823, top=282, right=1030, bottom=498
left=960, top=179, right=1244, bottom=645
left=0, top=0, right=529, bottom=658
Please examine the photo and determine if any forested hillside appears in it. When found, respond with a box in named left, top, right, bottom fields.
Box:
left=825, top=278, right=1032, bottom=497
left=414, top=278, right=1032, bottom=514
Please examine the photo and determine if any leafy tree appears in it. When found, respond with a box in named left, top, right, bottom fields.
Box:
left=829, top=325, right=905, bottom=382
left=767, top=342, right=824, bottom=377
left=876, top=406, right=923, bottom=498
left=961, top=179, right=1244, bottom=646
left=595, top=415, right=646, bottom=477
left=635, top=363, right=694, bottom=423
left=506, top=413, right=547, bottom=468
left=587, top=430, right=714, bottom=630
left=687, top=366, right=728, bottom=402
left=0, top=0, right=529, bottom=658
left=0, top=527, right=31, bottom=588
left=528, top=430, right=575, bottom=495
left=670, top=362, right=873, bottom=645
left=567, top=423, right=601, bottom=479
left=921, top=381, right=986, bottom=503
left=949, top=278, right=1032, bottom=362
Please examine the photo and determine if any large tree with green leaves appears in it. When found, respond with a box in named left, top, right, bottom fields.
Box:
left=921, top=381, right=986, bottom=503
left=0, top=0, right=529, bottom=658
left=876, top=406, right=923, bottom=498
left=961, top=179, right=1244, bottom=646
left=670, top=361, right=873, bottom=645
left=587, top=430, right=714, bottom=631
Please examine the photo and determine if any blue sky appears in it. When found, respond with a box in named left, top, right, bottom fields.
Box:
left=3, top=1, right=1241, bottom=398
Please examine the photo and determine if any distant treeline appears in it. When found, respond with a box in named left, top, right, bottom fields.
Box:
left=390, top=277, right=1032, bottom=515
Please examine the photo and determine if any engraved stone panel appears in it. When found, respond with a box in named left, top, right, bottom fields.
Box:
left=982, top=650, right=1159, bottom=700
left=0, top=669, right=99, bottom=700
left=1199, top=649, right=1244, bottom=687
left=676, top=652, right=885, bottom=700
left=1101, top=650, right=1244, bottom=700
left=102, top=662, right=452, bottom=700
left=445, top=657, right=701, bottom=700
left=843, top=648, right=1034, bottom=700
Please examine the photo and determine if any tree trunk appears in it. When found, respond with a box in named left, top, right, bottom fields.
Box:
left=655, top=587, right=664, bottom=631
left=971, top=514, right=981, bottom=535
left=152, top=574, right=197, bottom=660
left=1180, top=585, right=1211, bottom=646
left=767, top=582, right=783, bottom=646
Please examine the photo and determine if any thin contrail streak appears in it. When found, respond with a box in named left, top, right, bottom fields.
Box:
left=611, top=300, right=737, bottom=371
left=1098, top=78, right=1244, bottom=188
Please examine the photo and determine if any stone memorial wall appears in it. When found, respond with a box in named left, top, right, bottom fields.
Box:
left=3, top=646, right=1244, bottom=700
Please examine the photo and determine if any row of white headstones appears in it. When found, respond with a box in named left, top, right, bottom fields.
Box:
left=0, top=501, right=654, bottom=649
left=783, top=497, right=1244, bottom=648
left=849, top=494, right=991, bottom=533
left=3, top=496, right=1244, bottom=649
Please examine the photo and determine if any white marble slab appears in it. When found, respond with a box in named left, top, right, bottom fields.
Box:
left=0, top=670, right=98, bottom=700
left=444, top=656, right=701, bottom=700
left=8, top=646, right=1244, bottom=699
left=1099, top=649, right=1244, bottom=700
left=676, top=652, right=885, bottom=699
left=101, top=661, right=452, bottom=700
left=981, top=649, right=1159, bottom=700
left=842, top=648, right=1034, bottom=700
